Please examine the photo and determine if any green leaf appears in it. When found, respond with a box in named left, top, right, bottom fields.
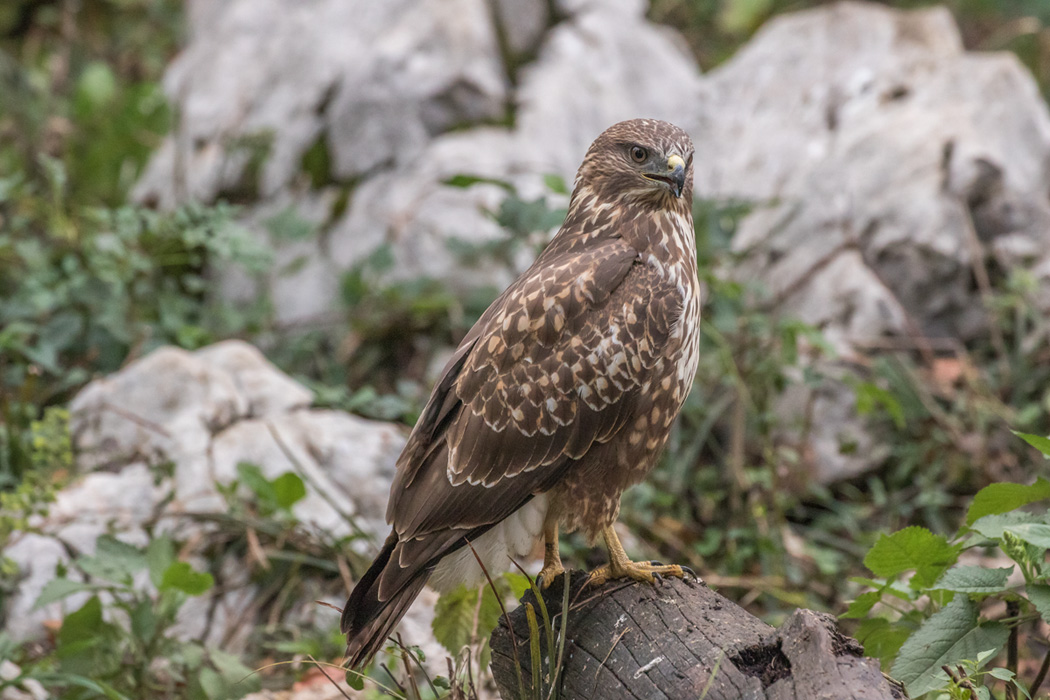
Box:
left=130, top=598, right=157, bottom=642
left=271, top=472, right=306, bottom=510
left=346, top=670, right=365, bottom=690
left=855, top=617, right=912, bottom=664
left=236, top=462, right=275, bottom=503
left=987, top=667, right=1016, bottom=681
left=432, top=585, right=480, bottom=657
left=1026, top=583, right=1050, bottom=624
left=931, top=566, right=1013, bottom=594
left=890, top=596, right=1009, bottom=697
left=970, top=512, right=1041, bottom=541
left=841, top=591, right=881, bottom=619
left=78, top=535, right=147, bottom=584
left=442, top=174, right=514, bottom=191
left=864, top=526, right=960, bottom=589
left=967, top=478, right=1050, bottom=525
left=1002, top=523, right=1050, bottom=549
left=33, top=577, right=96, bottom=609
left=56, top=596, right=124, bottom=678
left=147, top=536, right=176, bottom=588
left=1014, top=431, right=1050, bottom=457
left=542, top=173, right=569, bottom=195
left=160, top=561, right=214, bottom=596
left=198, top=667, right=225, bottom=700
left=209, top=647, right=260, bottom=694
left=854, top=381, right=905, bottom=429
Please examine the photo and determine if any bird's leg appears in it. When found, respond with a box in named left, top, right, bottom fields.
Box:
left=587, top=524, right=693, bottom=586
left=536, top=520, right=564, bottom=589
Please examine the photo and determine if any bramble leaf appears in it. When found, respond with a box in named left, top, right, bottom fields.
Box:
left=863, top=526, right=960, bottom=589
left=1026, top=583, right=1050, bottom=625
left=1013, top=431, right=1050, bottom=457
left=970, top=512, right=1040, bottom=541
left=1002, top=523, right=1050, bottom=549
left=931, top=566, right=1012, bottom=594
left=841, top=591, right=881, bottom=619
left=890, top=596, right=1008, bottom=697
left=966, top=477, right=1050, bottom=525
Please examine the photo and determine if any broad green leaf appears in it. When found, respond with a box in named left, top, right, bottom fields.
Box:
left=432, top=579, right=514, bottom=663
left=33, top=578, right=96, bottom=609
left=855, top=617, right=912, bottom=664
left=198, top=667, right=225, bottom=700
left=1002, top=523, right=1050, bottom=549
left=346, top=670, right=365, bottom=690
left=1014, top=431, right=1050, bottom=457
left=891, top=596, right=1008, bottom=697
left=442, top=174, right=513, bottom=191
left=237, top=462, right=275, bottom=503
left=542, top=173, right=569, bottom=195
left=209, top=647, right=260, bottom=693
left=967, top=478, right=1050, bottom=525
left=864, top=526, right=960, bottom=589
left=77, top=535, right=147, bottom=584
left=841, top=591, right=881, bottom=619
left=56, top=596, right=124, bottom=678
left=1026, top=583, right=1050, bottom=625
left=271, top=472, right=306, bottom=510
left=147, top=536, right=176, bottom=588
left=931, top=566, right=1013, bottom=594
left=970, top=512, right=1041, bottom=541
left=987, top=667, right=1016, bottom=681
left=432, top=585, right=481, bottom=657
left=130, top=598, right=157, bottom=642
left=160, top=561, right=214, bottom=595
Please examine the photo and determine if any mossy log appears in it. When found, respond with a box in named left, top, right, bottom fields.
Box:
left=490, top=571, right=906, bottom=700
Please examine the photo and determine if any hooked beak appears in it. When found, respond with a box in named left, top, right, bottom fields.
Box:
left=645, top=153, right=687, bottom=198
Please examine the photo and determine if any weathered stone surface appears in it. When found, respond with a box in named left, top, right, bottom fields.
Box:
left=690, top=1, right=1050, bottom=481
left=135, top=0, right=703, bottom=324
left=133, top=0, right=1050, bottom=488
left=1, top=342, right=440, bottom=665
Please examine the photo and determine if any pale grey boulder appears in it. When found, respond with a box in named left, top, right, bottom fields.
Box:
left=690, top=1, right=1050, bottom=481
left=3, top=342, right=415, bottom=656
left=134, top=0, right=704, bottom=324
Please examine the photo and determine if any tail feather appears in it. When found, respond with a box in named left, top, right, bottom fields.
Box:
left=341, top=534, right=432, bottom=670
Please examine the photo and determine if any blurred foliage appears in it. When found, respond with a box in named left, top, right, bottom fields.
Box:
left=844, top=447, right=1050, bottom=699
left=5, top=533, right=259, bottom=699
left=650, top=0, right=1050, bottom=95
left=2, top=0, right=1050, bottom=697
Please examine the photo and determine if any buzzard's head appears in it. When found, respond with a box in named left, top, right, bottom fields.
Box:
left=573, top=119, right=694, bottom=208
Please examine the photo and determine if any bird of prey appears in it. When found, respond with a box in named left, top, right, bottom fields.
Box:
left=342, top=118, right=700, bottom=669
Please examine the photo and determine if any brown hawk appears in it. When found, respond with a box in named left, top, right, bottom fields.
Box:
left=342, top=118, right=700, bottom=669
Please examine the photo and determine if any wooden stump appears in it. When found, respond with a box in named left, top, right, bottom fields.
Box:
left=490, top=571, right=906, bottom=700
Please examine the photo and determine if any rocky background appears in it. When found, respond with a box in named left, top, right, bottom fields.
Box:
left=3, top=0, right=1050, bottom=698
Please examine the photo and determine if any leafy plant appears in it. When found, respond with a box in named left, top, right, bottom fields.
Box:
left=845, top=433, right=1050, bottom=698
left=13, top=533, right=259, bottom=699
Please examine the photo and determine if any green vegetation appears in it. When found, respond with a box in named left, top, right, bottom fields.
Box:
left=2, top=0, right=1050, bottom=698
left=844, top=436, right=1050, bottom=698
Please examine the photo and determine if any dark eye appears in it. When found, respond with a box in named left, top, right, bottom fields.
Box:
left=630, top=146, right=648, bottom=163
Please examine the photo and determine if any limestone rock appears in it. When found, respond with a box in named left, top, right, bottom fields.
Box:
left=134, top=0, right=703, bottom=324
left=690, top=1, right=1050, bottom=481
left=2, top=342, right=429, bottom=662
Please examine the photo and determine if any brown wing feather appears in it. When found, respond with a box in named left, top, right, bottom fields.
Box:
left=386, top=240, right=682, bottom=539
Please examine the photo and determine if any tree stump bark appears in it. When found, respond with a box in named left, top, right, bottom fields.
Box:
left=490, top=571, right=906, bottom=700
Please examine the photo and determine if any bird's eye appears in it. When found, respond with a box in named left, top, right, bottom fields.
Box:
left=629, top=146, right=648, bottom=163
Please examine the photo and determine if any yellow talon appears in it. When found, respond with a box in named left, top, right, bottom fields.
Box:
left=586, top=524, right=692, bottom=587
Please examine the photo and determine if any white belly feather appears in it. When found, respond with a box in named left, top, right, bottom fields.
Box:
left=429, top=494, right=549, bottom=592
